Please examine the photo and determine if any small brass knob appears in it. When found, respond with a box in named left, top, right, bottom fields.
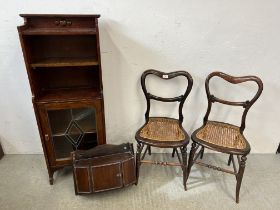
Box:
left=44, top=134, right=49, bottom=141
left=60, top=20, right=67, bottom=26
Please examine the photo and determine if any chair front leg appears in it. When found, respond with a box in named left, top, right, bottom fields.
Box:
left=186, top=142, right=196, bottom=184
left=136, top=142, right=144, bottom=185
left=180, top=146, right=188, bottom=191
left=236, top=155, right=247, bottom=203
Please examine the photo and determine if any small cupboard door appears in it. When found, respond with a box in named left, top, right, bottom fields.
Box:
left=91, top=162, right=123, bottom=192
left=37, top=100, right=105, bottom=166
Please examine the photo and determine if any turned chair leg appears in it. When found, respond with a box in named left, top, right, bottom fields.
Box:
left=136, top=143, right=144, bottom=185
left=228, top=154, right=233, bottom=166
left=200, top=146, right=204, bottom=159
left=186, top=142, right=196, bottom=183
left=180, top=146, right=188, bottom=190
left=236, top=155, right=247, bottom=203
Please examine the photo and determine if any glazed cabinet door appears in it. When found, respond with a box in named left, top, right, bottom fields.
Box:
left=37, top=100, right=105, bottom=166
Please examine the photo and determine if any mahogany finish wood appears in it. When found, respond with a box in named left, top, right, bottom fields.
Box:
left=18, top=14, right=106, bottom=185
left=72, top=143, right=136, bottom=194
left=186, top=71, right=263, bottom=203
left=135, top=69, right=193, bottom=190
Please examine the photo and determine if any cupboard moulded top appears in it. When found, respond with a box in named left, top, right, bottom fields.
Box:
left=18, top=14, right=101, bottom=34
left=20, top=14, right=100, bottom=18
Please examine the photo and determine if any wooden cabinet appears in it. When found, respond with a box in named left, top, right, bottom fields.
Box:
left=73, top=144, right=136, bottom=194
left=18, top=14, right=106, bottom=184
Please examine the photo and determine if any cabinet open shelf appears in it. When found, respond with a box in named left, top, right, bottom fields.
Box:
left=36, top=88, right=102, bottom=102
left=31, top=57, right=99, bottom=68
left=52, top=129, right=97, bottom=137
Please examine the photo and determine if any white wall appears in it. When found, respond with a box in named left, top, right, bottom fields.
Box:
left=0, top=0, right=279, bottom=154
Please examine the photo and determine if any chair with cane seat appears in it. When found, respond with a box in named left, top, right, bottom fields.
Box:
left=186, top=71, right=263, bottom=203
left=135, top=69, right=193, bottom=190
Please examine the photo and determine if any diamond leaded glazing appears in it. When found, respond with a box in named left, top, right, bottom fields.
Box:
left=65, top=120, right=85, bottom=148
left=47, top=107, right=96, bottom=159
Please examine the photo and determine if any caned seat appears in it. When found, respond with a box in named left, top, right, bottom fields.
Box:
left=139, top=117, right=185, bottom=142
left=195, top=121, right=247, bottom=150
left=186, top=71, right=263, bottom=203
left=135, top=69, right=193, bottom=190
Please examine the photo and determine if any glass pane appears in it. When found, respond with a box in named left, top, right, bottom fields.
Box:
left=78, top=133, right=98, bottom=150
left=72, top=108, right=96, bottom=132
left=47, top=107, right=97, bottom=160
left=48, top=109, right=71, bottom=134
left=52, top=136, right=73, bottom=159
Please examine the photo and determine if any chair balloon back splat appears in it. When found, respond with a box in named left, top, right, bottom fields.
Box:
left=186, top=71, right=263, bottom=203
left=135, top=69, right=193, bottom=190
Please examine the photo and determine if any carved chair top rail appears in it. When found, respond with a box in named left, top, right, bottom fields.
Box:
left=205, top=71, right=263, bottom=107
left=141, top=69, right=193, bottom=122
left=204, top=71, right=263, bottom=132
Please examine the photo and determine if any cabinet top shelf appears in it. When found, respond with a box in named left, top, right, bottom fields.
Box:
left=31, top=57, right=99, bottom=68
left=35, top=88, right=102, bottom=103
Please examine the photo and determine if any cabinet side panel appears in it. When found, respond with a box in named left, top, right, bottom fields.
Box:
left=74, top=167, right=92, bottom=193
left=122, top=157, right=136, bottom=186
left=33, top=102, right=55, bottom=184
left=94, top=99, right=106, bottom=145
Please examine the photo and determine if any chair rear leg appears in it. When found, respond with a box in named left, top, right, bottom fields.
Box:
left=236, top=155, right=247, bottom=203
left=172, top=148, right=176, bottom=157
left=228, top=154, right=233, bottom=166
left=141, top=145, right=150, bottom=160
left=186, top=142, right=196, bottom=184
left=200, top=146, right=204, bottom=159
left=148, top=145, right=151, bottom=155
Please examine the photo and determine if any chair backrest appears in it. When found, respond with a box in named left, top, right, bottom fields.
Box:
left=141, top=69, right=193, bottom=123
left=203, top=71, right=263, bottom=133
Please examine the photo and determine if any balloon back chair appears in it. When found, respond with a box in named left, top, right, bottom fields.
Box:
left=186, top=71, right=263, bottom=203
left=135, top=69, right=193, bottom=190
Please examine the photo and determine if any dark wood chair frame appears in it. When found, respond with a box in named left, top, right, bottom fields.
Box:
left=186, top=71, right=263, bottom=203
left=0, top=142, right=4, bottom=160
left=135, top=69, right=193, bottom=190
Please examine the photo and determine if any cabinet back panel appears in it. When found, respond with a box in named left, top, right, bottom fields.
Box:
left=34, top=66, right=100, bottom=90
left=25, top=35, right=97, bottom=62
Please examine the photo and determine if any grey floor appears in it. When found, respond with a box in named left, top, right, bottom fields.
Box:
left=0, top=154, right=279, bottom=210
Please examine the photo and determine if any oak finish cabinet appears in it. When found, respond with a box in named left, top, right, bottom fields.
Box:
left=18, top=14, right=106, bottom=184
